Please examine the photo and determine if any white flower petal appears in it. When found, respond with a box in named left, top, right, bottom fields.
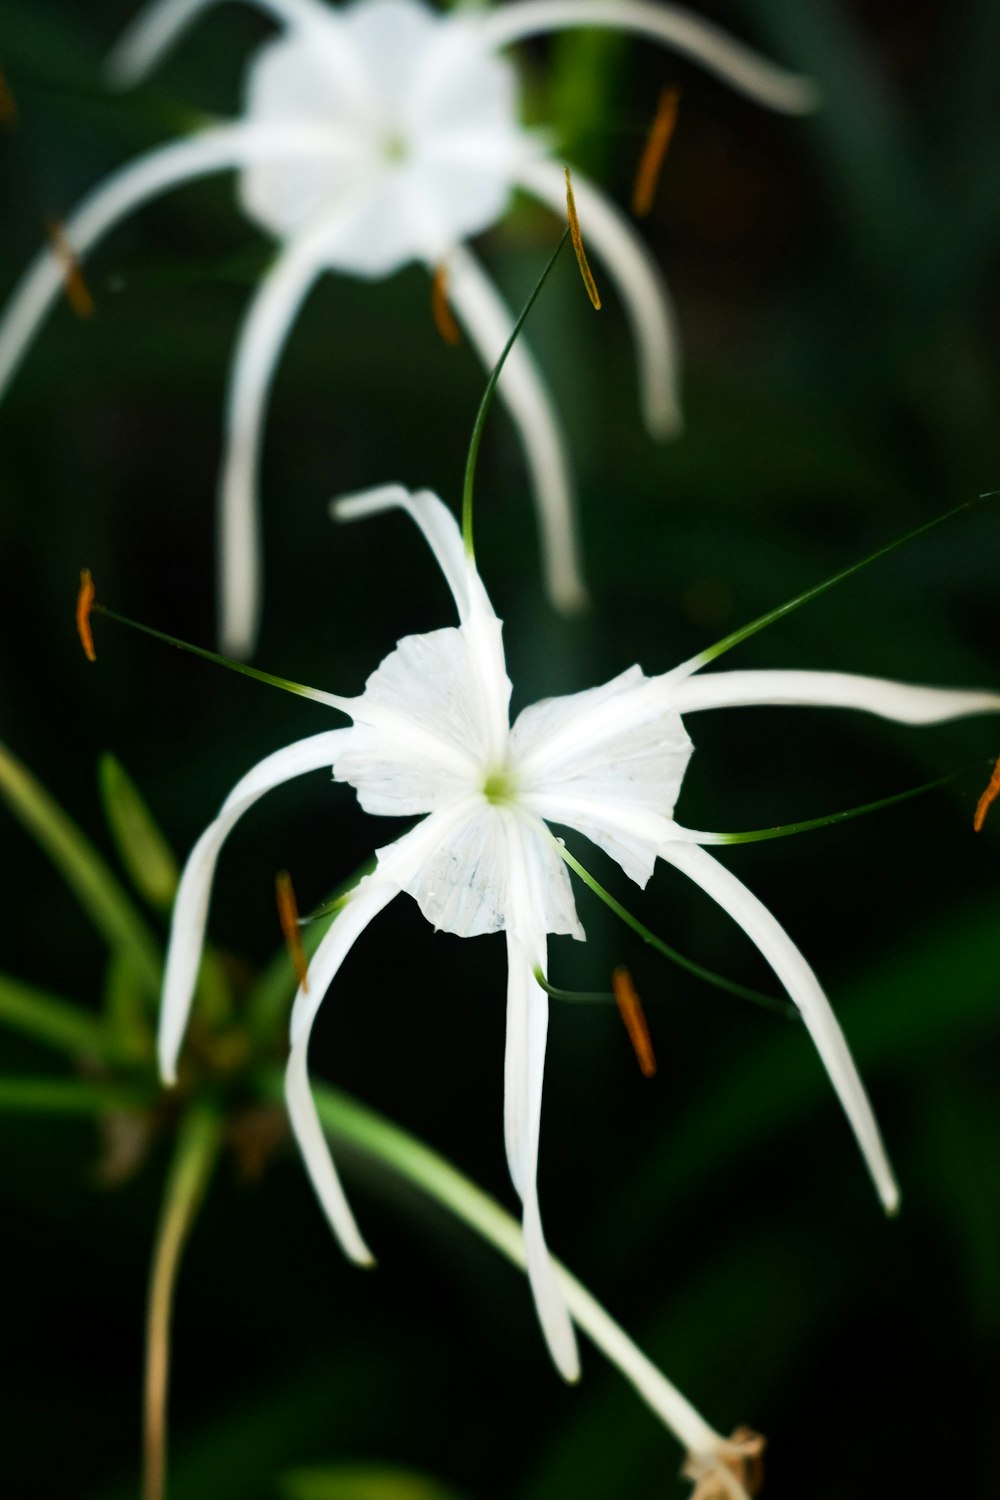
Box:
left=660, top=840, right=899, bottom=1213
left=336, top=627, right=504, bottom=813
left=0, top=122, right=353, bottom=405
left=480, top=0, right=818, bottom=115
left=522, top=789, right=677, bottom=888
left=107, top=0, right=352, bottom=88
left=668, top=668, right=1000, bottom=723
left=286, top=802, right=485, bottom=1260
left=444, top=243, right=588, bottom=615
left=504, top=818, right=579, bottom=1380
left=285, top=877, right=397, bottom=1266
left=332, top=485, right=472, bottom=621
left=517, top=156, right=682, bottom=438
left=159, top=729, right=351, bottom=1085
left=217, top=221, right=332, bottom=658
left=511, top=666, right=692, bottom=884
left=399, top=802, right=582, bottom=939
left=240, top=3, right=533, bottom=269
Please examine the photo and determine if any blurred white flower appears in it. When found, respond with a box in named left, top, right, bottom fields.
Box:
left=158, top=483, right=1000, bottom=1379
left=0, top=0, right=816, bottom=655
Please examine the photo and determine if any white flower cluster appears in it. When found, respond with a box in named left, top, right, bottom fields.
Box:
left=0, top=0, right=815, bottom=654
left=6, top=4, right=997, bottom=1496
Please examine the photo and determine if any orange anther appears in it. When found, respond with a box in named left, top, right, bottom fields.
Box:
left=974, top=754, right=1000, bottom=831
left=46, top=219, right=95, bottom=319
left=431, top=261, right=461, bottom=347
left=276, top=870, right=309, bottom=992
left=612, top=966, right=656, bottom=1078
left=632, top=85, right=681, bottom=219
left=76, top=568, right=97, bottom=662
left=564, top=167, right=602, bottom=311
left=0, top=68, right=17, bottom=128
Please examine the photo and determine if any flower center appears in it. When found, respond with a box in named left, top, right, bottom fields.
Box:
left=379, top=129, right=409, bottom=165
left=482, top=767, right=517, bottom=806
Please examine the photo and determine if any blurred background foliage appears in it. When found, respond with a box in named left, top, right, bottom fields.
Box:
left=1, top=0, right=998, bottom=1495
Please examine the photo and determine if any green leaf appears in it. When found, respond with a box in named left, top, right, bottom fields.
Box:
left=279, top=1465, right=470, bottom=1500
left=0, top=969, right=113, bottom=1060
left=0, top=1076, right=146, bottom=1114
left=98, top=754, right=179, bottom=913
left=0, top=741, right=162, bottom=997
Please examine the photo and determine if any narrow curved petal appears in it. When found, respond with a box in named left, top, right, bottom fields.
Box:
left=159, top=728, right=351, bottom=1084
left=659, top=840, right=899, bottom=1213
left=0, top=122, right=353, bottom=403
left=517, top=156, right=682, bottom=438
left=217, top=223, right=330, bottom=658
left=106, top=0, right=337, bottom=87
left=285, top=802, right=480, bottom=1260
left=667, top=668, right=1000, bottom=724
left=285, top=879, right=397, bottom=1266
left=443, top=243, right=589, bottom=615
left=504, top=813, right=580, bottom=1380
left=332, top=484, right=472, bottom=621
left=480, top=1, right=818, bottom=115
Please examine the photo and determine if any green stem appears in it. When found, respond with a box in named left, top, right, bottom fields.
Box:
left=462, top=228, right=570, bottom=557
left=690, top=493, right=996, bottom=671
left=534, top=970, right=614, bottom=1004
left=699, top=767, right=971, bottom=846
left=552, top=841, right=794, bottom=1019
left=260, top=1074, right=720, bottom=1456
left=92, top=605, right=348, bottom=713
left=143, top=1106, right=224, bottom=1500
left=0, top=742, right=162, bottom=997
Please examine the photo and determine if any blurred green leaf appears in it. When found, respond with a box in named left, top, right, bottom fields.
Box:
left=0, top=1075, right=144, bottom=1113
left=0, top=741, right=162, bottom=996
left=103, top=950, right=155, bottom=1063
left=279, top=1465, right=470, bottom=1500
left=99, top=752, right=179, bottom=912
left=0, top=968, right=111, bottom=1059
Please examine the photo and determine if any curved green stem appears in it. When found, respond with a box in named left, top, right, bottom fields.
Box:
left=143, top=1106, right=224, bottom=1500
left=696, top=766, right=972, bottom=846
left=462, top=228, right=570, bottom=558
left=552, top=840, right=795, bottom=1020
left=259, top=1074, right=722, bottom=1457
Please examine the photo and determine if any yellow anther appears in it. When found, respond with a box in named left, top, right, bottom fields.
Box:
left=431, top=261, right=461, bottom=347
left=46, top=218, right=95, bottom=319
left=0, top=68, right=18, bottom=128
left=611, top=966, right=656, bottom=1078
left=974, top=754, right=1000, bottom=832
left=276, top=870, right=309, bottom=992
left=564, top=167, right=602, bottom=311
left=632, top=85, right=681, bottom=218
left=76, top=568, right=97, bottom=662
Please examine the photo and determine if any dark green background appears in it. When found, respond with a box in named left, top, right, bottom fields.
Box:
left=1, top=0, right=998, bottom=1495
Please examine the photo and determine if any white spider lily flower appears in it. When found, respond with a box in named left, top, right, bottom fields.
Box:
left=0, top=0, right=815, bottom=656
left=158, top=483, right=1000, bottom=1380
